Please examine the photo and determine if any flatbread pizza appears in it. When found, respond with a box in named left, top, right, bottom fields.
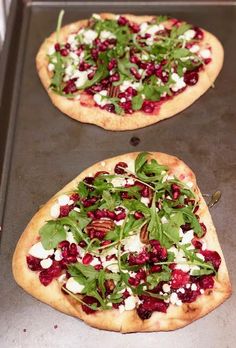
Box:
left=36, top=12, right=224, bottom=131
left=13, top=152, right=231, bottom=332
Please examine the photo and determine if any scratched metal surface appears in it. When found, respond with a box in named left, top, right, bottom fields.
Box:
left=0, top=2, right=235, bottom=347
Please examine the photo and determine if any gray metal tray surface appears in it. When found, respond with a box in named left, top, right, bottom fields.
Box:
left=0, top=1, right=235, bottom=347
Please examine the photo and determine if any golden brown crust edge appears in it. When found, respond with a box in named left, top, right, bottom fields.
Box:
left=12, top=152, right=232, bottom=332
left=36, top=13, right=224, bottom=131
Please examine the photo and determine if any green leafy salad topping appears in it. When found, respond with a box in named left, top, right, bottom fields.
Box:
left=28, top=152, right=219, bottom=314
left=46, top=12, right=209, bottom=115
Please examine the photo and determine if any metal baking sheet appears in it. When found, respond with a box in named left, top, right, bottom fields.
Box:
left=0, top=1, right=235, bottom=347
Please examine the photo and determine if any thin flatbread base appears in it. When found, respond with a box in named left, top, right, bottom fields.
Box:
left=12, top=152, right=231, bottom=332
left=36, top=14, right=224, bottom=131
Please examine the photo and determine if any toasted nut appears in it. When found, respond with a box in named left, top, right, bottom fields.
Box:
left=86, top=219, right=115, bottom=234
left=105, top=279, right=115, bottom=292
left=140, top=223, right=149, bottom=244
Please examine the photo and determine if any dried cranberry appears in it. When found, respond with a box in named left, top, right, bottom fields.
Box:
left=128, top=277, right=140, bottom=287
left=126, top=87, right=137, bottom=97
left=171, top=183, right=181, bottom=200
left=94, top=171, right=109, bottom=178
left=109, top=73, right=120, bottom=82
left=140, top=295, right=169, bottom=312
left=200, top=250, right=221, bottom=271
left=70, top=193, right=79, bottom=202
left=181, top=223, right=191, bottom=232
left=54, top=43, right=60, bottom=51
left=141, top=186, right=150, bottom=198
left=106, top=210, right=116, bottom=220
left=82, top=197, right=97, bottom=208
left=136, top=269, right=146, bottom=281
left=108, top=59, right=117, bottom=70
left=47, top=261, right=62, bottom=278
left=178, top=288, right=199, bottom=303
left=100, top=240, right=111, bottom=247
left=204, top=58, right=211, bottom=65
left=150, top=265, right=162, bottom=273
left=184, top=71, right=199, bottom=86
left=70, top=243, right=78, bottom=256
left=193, top=26, right=204, bottom=40
left=137, top=306, right=152, bottom=320
left=39, top=271, right=53, bottom=286
left=103, top=104, right=115, bottom=113
left=130, top=67, right=141, bottom=80
left=114, top=161, right=128, bottom=174
left=198, top=275, right=214, bottom=289
left=192, top=237, right=202, bottom=249
left=26, top=255, right=42, bottom=271
left=171, top=269, right=190, bottom=289
left=91, top=48, right=99, bottom=60
left=60, top=205, right=70, bottom=217
left=130, top=55, right=140, bottom=64
left=115, top=211, right=126, bottom=221
left=122, top=290, right=130, bottom=299
left=200, top=222, right=207, bottom=237
left=82, top=253, right=93, bottom=265
left=118, top=16, right=128, bottom=26
left=79, top=61, right=91, bottom=71
left=88, top=71, right=95, bottom=80
left=79, top=240, right=86, bottom=248
left=94, top=264, right=103, bottom=271
left=121, top=100, right=133, bottom=114
left=58, top=240, right=70, bottom=249
left=129, top=22, right=140, bottom=33
left=60, top=48, right=68, bottom=57
left=134, top=211, right=144, bottom=220
left=112, top=302, right=123, bottom=309
left=63, top=80, right=77, bottom=94
left=142, top=100, right=155, bottom=113
left=129, top=250, right=149, bottom=265
left=87, top=211, right=95, bottom=219
left=81, top=296, right=99, bottom=314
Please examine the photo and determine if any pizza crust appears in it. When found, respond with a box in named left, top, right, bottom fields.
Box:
left=36, top=13, right=224, bottom=131
left=12, top=152, right=231, bottom=332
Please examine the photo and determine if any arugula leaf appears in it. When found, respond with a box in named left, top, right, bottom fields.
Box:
left=191, top=268, right=214, bottom=276
left=131, top=94, right=143, bottom=111
left=156, top=15, right=168, bottom=24
left=59, top=216, right=89, bottom=243
left=50, top=52, right=64, bottom=91
left=117, top=54, right=138, bottom=78
left=76, top=181, right=89, bottom=199
left=100, top=190, right=117, bottom=210
left=135, top=152, right=149, bottom=174
left=123, top=199, right=150, bottom=215
left=148, top=193, right=162, bottom=241
left=105, top=226, right=120, bottom=241
left=56, top=10, right=65, bottom=42
left=77, top=63, right=109, bottom=90
left=161, top=212, right=183, bottom=248
left=171, top=23, right=192, bottom=38
left=147, top=267, right=171, bottom=290
left=172, top=48, right=191, bottom=59
left=39, top=220, right=66, bottom=250
left=123, top=215, right=146, bottom=237
left=69, top=263, right=98, bottom=280
left=179, top=206, right=203, bottom=237
left=68, top=210, right=91, bottom=230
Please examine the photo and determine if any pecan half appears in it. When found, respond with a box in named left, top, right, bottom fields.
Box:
left=140, top=223, right=149, bottom=244
left=105, top=279, right=115, bottom=292
left=86, top=219, right=115, bottom=234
